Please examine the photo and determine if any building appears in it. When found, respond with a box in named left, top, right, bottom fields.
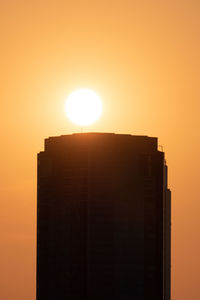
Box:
left=37, top=133, right=171, bottom=300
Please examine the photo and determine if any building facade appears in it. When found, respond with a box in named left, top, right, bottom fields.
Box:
left=37, top=133, right=171, bottom=300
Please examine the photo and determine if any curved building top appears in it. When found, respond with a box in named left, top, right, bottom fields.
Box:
left=42, top=133, right=159, bottom=154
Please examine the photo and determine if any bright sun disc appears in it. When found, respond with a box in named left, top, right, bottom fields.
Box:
left=65, top=89, right=102, bottom=126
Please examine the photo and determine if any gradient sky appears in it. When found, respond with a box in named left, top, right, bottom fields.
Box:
left=1, top=1, right=200, bottom=299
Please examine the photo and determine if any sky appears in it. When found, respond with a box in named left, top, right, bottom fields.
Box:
left=0, top=0, right=200, bottom=299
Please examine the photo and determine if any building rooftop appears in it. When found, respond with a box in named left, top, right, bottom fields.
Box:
left=41, top=132, right=159, bottom=154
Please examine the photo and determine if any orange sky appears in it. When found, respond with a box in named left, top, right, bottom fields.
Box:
left=0, top=1, right=200, bottom=299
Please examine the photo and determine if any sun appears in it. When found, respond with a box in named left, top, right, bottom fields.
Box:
left=65, top=89, right=103, bottom=126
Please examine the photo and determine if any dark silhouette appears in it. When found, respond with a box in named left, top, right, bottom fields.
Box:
left=37, top=133, right=171, bottom=300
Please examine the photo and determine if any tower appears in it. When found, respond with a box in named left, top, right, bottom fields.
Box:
left=37, top=133, right=171, bottom=300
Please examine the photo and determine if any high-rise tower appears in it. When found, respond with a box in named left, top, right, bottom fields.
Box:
left=37, top=133, right=171, bottom=300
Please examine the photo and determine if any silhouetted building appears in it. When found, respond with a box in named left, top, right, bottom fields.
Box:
left=37, top=133, right=171, bottom=300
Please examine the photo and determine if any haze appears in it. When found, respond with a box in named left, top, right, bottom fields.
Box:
left=0, top=1, right=200, bottom=299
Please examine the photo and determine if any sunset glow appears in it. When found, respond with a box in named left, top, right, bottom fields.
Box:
left=1, top=0, right=200, bottom=299
left=65, top=89, right=102, bottom=126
